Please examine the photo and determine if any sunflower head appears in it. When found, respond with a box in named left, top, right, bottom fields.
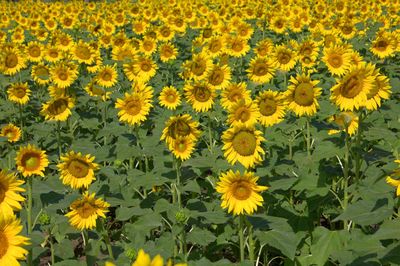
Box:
left=0, top=215, right=29, bottom=265
left=115, top=91, right=153, bottom=126
left=256, top=90, right=287, bottom=127
left=161, top=114, right=201, bottom=145
left=0, top=124, right=21, bottom=143
left=7, top=82, right=31, bottom=105
left=159, top=86, right=181, bottom=110
left=184, top=82, right=215, bottom=112
left=0, top=170, right=25, bottom=217
left=15, top=144, right=49, bottom=177
left=286, top=74, right=321, bottom=116
left=41, top=96, right=75, bottom=122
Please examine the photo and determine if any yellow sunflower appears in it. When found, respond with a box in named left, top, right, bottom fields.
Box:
left=115, top=91, right=153, bottom=126
left=184, top=81, right=216, bottom=112
left=0, top=170, right=25, bottom=217
left=247, top=56, right=276, bottom=84
left=41, top=96, right=75, bottom=122
left=159, top=42, right=178, bottom=62
left=205, top=36, right=225, bottom=58
left=216, top=170, right=268, bottom=215
left=386, top=160, right=400, bottom=197
left=44, top=45, right=63, bottom=63
left=65, top=192, right=109, bottom=231
left=370, top=32, right=395, bottom=58
left=222, top=125, right=265, bottom=169
left=207, top=64, right=231, bottom=90
left=322, top=45, right=352, bottom=76
left=330, top=63, right=376, bottom=111
left=50, top=62, right=78, bottom=89
left=7, top=83, right=31, bottom=105
left=226, top=36, right=250, bottom=58
left=285, top=74, right=322, bottom=116
left=327, top=112, right=359, bottom=136
left=168, top=136, right=196, bottom=161
left=182, top=53, right=212, bottom=81
left=0, top=124, right=21, bottom=143
left=32, top=63, right=52, bottom=85
left=0, top=47, right=27, bottom=76
left=161, top=114, right=201, bottom=146
left=96, top=64, right=118, bottom=88
left=134, top=56, right=158, bottom=83
left=228, top=100, right=260, bottom=127
left=140, top=36, right=157, bottom=56
left=365, top=70, right=391, bottom=111
left=25, top=41, right=43, bottom=62
left=0, top=215, right=29, bottom=265
left=220, top=82, right=252, bottom=110
left=256, top=90, right=287, bottom=127
left=58, top=151, right=99, bottom=190
left=273, top=45, right=297, bottom=72
left=72, top=41, right=95, bottom=65
left=132, top=249, right=163, bottom=266
left=15, top=144, right=49, bottom=177
left=159, top=86, right=181, bottom=110
left=254, top=39, right=274, bottom=58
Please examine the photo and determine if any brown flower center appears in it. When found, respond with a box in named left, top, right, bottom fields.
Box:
left=208, top=68, right=225, bottom=86
left=232, top=130, right=257, bottom=156
left=68, top=159, right=90, bottom=178
left=209, top=40, right=222, bottom=53
left=78, top=202, right=95, bottom=218
left=58, top=71, right=68, bottom=81
left=0, top=182, right=7, bottom=203
left=47, top=98, right=68, bottom=115
left=193, top=85, right=211, bottom=102
left=125, top=99, right=142, bottom=115
left=277, top=52, right=291, bottom=64
left=228, top=90, right=242, bottom=102
left=35, top=66, right=50, bottom=79
left=29, top=46, right=41, bottom=57
left=328, top=54, right=343, bottom=68
left=0, top=231, right=8, bottom=258
left=294, top=82, right=315, bottom=106
left=168, top=120, right=191, bottom=139
left=259, top=97, right=277, bottom=116
left=101, top=72, right=112, bottom=81
left=234, top=106, right=251, bottom=122
left=140, top=62, right=152, bottom=72
left=75, top=46, right=91, bottom=60
left=21, top=152, right=41, bottom=171
left=233, top=181, right=252, bottom=200
left=161, top=46, right=173, bottom=57
left=191, top=60, right=206, bottom=76
left=375, top=40, right=388, bottom=51
left=13, top=87, right=27, bottom=98
left=166, top=93, right=177, bottom=103
left=340, top=75, right=363, bottom=98
left=5, top=53, right=18, bottom=68
left=253, top=62, right=268, bottom=76
left=231, top=40, right=244, bottom=52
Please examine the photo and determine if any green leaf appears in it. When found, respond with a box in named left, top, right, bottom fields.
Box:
left=186, top=226, right=217, bottom=246
left=310, top=227, right=346, bottom=266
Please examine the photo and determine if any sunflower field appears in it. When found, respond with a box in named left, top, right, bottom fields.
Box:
left=1, top=0, right=400, bottom=265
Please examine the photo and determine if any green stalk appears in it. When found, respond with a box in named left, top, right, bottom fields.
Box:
left=83, top=230, right=90, bottom=265
left=306, top=118, right=311, bottom=157
left=26, top=177, right=33, bottom=266
left=208, top=114, right=214, bottom=154
left=354, top=112, right=364, bottom=183
left=100, top=219, right=114, bottom=260
left=57, top=121, right=62, bottom=157
left=175, top=158, right=182, bottom=209
left=103, top=102, right=108, bottom=149
left=343, top=127, right=350, bottom=230
left=239, top=215, right=245, bottom=262
left=49, top=229, right=55, bottom=265
left=247, top=220, right=255, bottom=263
left=19, top=104, right=24, bottom=141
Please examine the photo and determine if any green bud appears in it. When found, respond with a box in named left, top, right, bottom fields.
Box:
left=38, top=213, right=51, bottom=225
left=114, top=159, right=123, bottom=167
left=175, top=210, right=187, bottom=224
left=125, top=248, right=136, bottom=261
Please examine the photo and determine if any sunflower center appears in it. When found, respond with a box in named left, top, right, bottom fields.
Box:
left=0, top=182, right=8, bottom=203
left=14, top=87, right=27, bottom=98
left=22, top=153, right=41, bottom=171
left=102, top=72, right=112, bottom=81
left=29, top=46, right=41, bottom=57
left=340, top=75, right=362, bottom=98
left=143, top=41, right=154, bottom=51
left=68, top=159, right=90, bottom=178
left=278, top=52, right=291, bottom=64
left=58, top=71, right=68, bottom=81
left=5, top=53, right=18, bottom=68
left=328, top=54, right=343, bottom=68
left=35, top=67, right=50, bottom=79
left=228, top=91, right=242, bottom=102
left=375, top=40, right=388, bottom=51
left=191, top=60, right=206, bottom=76
left=125, top=99, right=142, bottom=115
left=235, top=106, right=251, bottom=122
left=209, top=69, right=224, bottom=85
left=254, top=62, right=268, bottom=76
left=49, top=50, right=59, bottom=58
left=232, top=41, right=244, bottom=52
left=48, top=98, right=68, bottom=115
left=232, top=131, right=257, bottom=156
left=210, top=41, right=222, bottom=53
left=169, top=120, right=191, bottom=139
left=193, top=85, right=211, bottom=102
left=259, top=98, right=277, bottom=116
left=140, top=62, right=152, bottom=72
left=301, top=46, right=312, bottom=55
left=76, top=46, right=91, bottom=60
left=0, top=231, right=8, bottom=258
left=177, top=142, right=187, bottom=152
left=341, top=25, right=353, bottom=35
left=6, top=130, right=15, bottom=139
left=294, top=82, right=315, bottom=106
left=162, top=47, right=173, bottom=57
left=79, top=202, right=95, bottom=218
left=233, top=181, right=252, bottom=200
left=166, top=94, right=177, bottom=103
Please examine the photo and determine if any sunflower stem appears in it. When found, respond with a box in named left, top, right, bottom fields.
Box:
left=343, top=126, right=351, bottom=230
left=102, top=101, right=108, bottom=150
left=19, top=104, right=24, bottom=141
left=26, top=177, right=33, bottom=266
left=306, top=118, right=311, bottom=157
left=247, top=220, right=255, bottom=263
left=100, top=219, right=114, bottom=260
left=239, top=215, right=245, bottom=262
left=354, top=111, right=364, bottom=184
left=49, top=229, right=55, bottom=265
left=208, top=114, right=214, bottom=154
left=82, top=230, right=90, bottom=264
left=57, top=121, right=62, bottom=157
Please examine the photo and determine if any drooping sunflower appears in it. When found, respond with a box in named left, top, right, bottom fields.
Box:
left=32, top=63, right=52, bottom=85
left=115, top=91, right=153, bottom=126
left=207, top=64, right=231, bottom=90
left=41, top=96, right=75, bottom=121
left=0, top=170, right=25, bottom=217
left=256, top=90, right=287, bottom=127
left=0, top=215, right=29, bottom=265
left=220, top=82, right=252, bottom=110
left=0, top=47, right=27, bottom=76
left=168, top=136, right=196, bottom=161
left=96, top=64, right=118, bottom=88
left=65, top=192, right=109, bottom=231
left=327, top=112, right=359, bottom=136
left=216, top=170, right=268, bottom=215
left=15, top=144, right=49, bottom=177
left=159, top=86, right=181, bottom=110
left=222, top=125, right=265, bottom=169
left=7, top=83, right=31, bottom=105
left=58, top=151, right=99, bottom=190
left=184, top=81, right=216, bottom=112
left=134, top=56, right=158, bottom=83
left=0, top=124, right=21, bottom=143
left=285, top=74, right=322, bottom=116
left=365, top=70, right=391, bottom=111
left=159, top=42, right=178, bottom=62
left=228, top=100, right=260, bottom=127
left=50, top=62, right=78, bottom=89
left=247, top=56, right=276, bottom=84
left=330, top=63, right=376, bottom=111
left=322, top=45, right=352, bottom=76
left=161, top=114, right=201, bottom=146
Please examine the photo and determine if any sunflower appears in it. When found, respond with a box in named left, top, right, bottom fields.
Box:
left=159, top=86, right=181, bottom=110
left=140, top=36, right=157, bottom=56
left=273, top=45, right=297, bottom=72
left=330, top=63, right=376, bottom=111
left=370, top=32, right=395, bottom=58
left=158, top=25, right=175, bottom=42
left=25, top=41, right=43, bottom=62
left=161, top=114, right=201, bottom=146
left=247, top=56, right=276, bottom=84
left=207, top=64, right=231, bottom=90
left=41, top=96, right=75, bottom=121
left=228, top=100, right=260, bottom=127
left=96, top=64, right=118, bottom=88
left=0, top=124, right=21, bottom=143
left=365, top=70, right=391, bottom=111
left=168, top=136, right=196, bottom=161
left=327, top=112, right=359, bottom=136
left=285, top=74, right=322, bottom=117
left=184, top=81, right=216, bottom=112
left=50, top=62, right=78, bottom=89
left=32, top=63, right=52, bottom=85
left=269, top=16, right=287, bottom=34
left=205, top=36, right=225, bottom=58
left=0, top=47, right=26, bottom=76
left=256, top=90, right=287, bottom=127
left=72, top=41, right=95, bottom=65
left=44, top=45, right=63, bottom=63
left=58, top=151, right=99, bottom=190
left=182, top=53, right=213, bottom=81
left=216, top=170, right=268, bottom=215
left=386, top=160, right=400, bottom=196
left=111, top=43, right=136, bottom=62
left=132, top=249, right=163, bottom=266
left=226, top=36, right=250, bottom=58
left=0, top=170, right=25, bottom=218
left=0, top=215, right=29, bottom=265
left=85, top=81, right=112, bottom=101
left=220, top=82, right=252, bottom=110
left=65, top=192, right=109, bottom=231
left=7, top=83, right=31, bottom=105
left=159, top=42, right=178, bottom=62
left=115, top=91, right=153, bottom=126
left=15, top=144, right=49, bottom=177
left=222, top=125, right=265, bottom=169
left=323, top=45, right=352, bottom=76
left=254, top=39, right=274, bottom=58
left=134, top=56, right=158, bottom=83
